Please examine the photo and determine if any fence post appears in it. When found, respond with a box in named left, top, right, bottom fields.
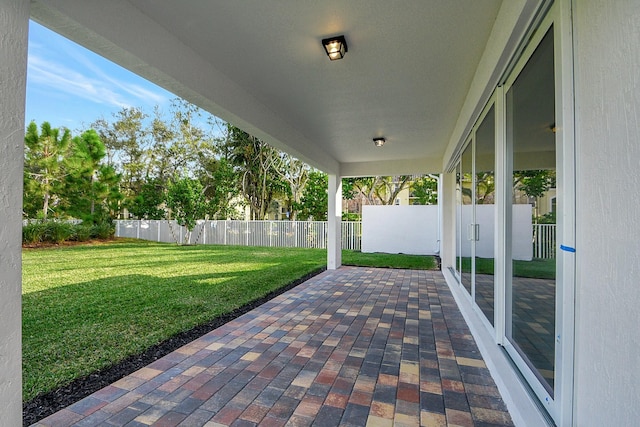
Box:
left=203, top=221, right=207, bottom=245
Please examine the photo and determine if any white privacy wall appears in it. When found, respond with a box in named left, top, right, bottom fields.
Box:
left=573, top=0, right=640, bottom=425
left=362, top=205, right=439, bottom=255
left=0, top=0, right=28, bottom=425
left=361, top=204, right=532, bottom=258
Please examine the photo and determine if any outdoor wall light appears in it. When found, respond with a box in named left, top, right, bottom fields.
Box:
left=322, top=35, right=348, bottom=61
left=373, top=137, right=386, bottom=147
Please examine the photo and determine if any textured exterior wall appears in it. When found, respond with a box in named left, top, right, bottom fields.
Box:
left=0, top=0, right=28, bottom=424
left=573, top=0, right=640, bottom=425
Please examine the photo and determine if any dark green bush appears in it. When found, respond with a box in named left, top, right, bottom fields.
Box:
left=73, top=224, right=93, bottom=242
left=23, top=220, right=115, bottom=244
left=91, top=221, right=115, bottom=240
left=43, top=221, right=74, bottom=243
left=23, top=222, right=44, bottom=244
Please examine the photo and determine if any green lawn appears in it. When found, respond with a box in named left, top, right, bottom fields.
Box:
left=460, top=257, right=555, bottom=279
left=343, top=250, right=436, bottom=270
left=22, top=240, right=436, bottom=401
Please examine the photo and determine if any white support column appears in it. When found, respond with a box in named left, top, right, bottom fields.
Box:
left=327, top=174, right=342, bottom=270
left=0, top=0, right=29, bottom=424
left=437, top=174, right=443, bottom=256
left=440, top=172, right=456, bottom=269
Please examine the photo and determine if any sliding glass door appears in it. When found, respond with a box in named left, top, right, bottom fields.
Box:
left=453, top=102, right=496, bottom=329
left=460, top=144, right=473, bottom=296
left=504, top=23, right=557, bottom=403
left=474, top=105, right=496, bottom=326
left=448, top=5, right=574, bottom=421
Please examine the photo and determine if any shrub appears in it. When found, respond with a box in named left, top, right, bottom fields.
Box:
left=23, top=222, right=45, bottom=244
left=43, top=221, right=74, bottom=243
left=22, top=220, right=115, bottom=244
left=73, top=224, right=93, bottom=242
left=91, top=221, right=115, bottom=240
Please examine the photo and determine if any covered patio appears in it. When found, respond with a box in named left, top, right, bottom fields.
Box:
left=33, top=267, right=513, bottom=427
left=3, top=1, right=640, bottom=426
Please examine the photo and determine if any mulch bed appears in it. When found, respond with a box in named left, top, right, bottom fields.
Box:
left=22, top=267, right=325, bottom=426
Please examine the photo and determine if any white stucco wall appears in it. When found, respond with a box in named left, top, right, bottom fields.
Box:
left=362, top=205, right=439, bottom=255
left=0, top=0, right=28, bottom=424
left=440, top=173, right=457, bottom=268
left=573, top=0, right=640, bottom=425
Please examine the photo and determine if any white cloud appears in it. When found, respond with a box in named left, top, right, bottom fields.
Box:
left=27, top=52, right=167, bottom=110
left=66, top=47, right=167, bottom=105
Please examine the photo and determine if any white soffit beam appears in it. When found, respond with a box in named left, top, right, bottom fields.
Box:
left=31, top=1, right=503, bottom=176
left=442, top=0, right=545, bottom=171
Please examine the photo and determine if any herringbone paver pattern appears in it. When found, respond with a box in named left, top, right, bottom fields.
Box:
left=33, top=267, right=513, bottom=427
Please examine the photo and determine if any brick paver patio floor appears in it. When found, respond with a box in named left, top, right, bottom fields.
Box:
left=33, top=267, right=514, bottom=427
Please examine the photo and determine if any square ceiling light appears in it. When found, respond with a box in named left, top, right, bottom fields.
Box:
left=322, top=35, right=348, bottom=61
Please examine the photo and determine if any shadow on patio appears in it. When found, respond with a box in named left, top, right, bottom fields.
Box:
left=33, top=267, right=513, bottom=427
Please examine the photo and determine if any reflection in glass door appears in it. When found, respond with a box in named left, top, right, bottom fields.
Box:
left=474, top=105, right=496, bottom=326
left=453, top=103, right=496, bottom=329
left=460, top=145, right=473, bottom=296
left=455, top=164, right=463, bottom=281
left=505, top=26, right=557, bottom=396
left=448, top=6, right=570, bottom=422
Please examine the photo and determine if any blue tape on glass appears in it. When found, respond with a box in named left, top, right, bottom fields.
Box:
left=560, top=245, right=576, bottom=253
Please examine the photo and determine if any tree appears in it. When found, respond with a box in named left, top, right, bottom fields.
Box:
left=474, top=173, right=495, bottom=204
left=346, top=175, right=412, bottom=206
left=168, top=99, right=213, bottom=176
left=514, top=170, right=556, bottom=199
left=225, top=125, right=282, bottom=220
left=92, top=107, right=149, bottom=212
left=165, top=178, right=208, bottom=244
left=147, top=106, right=177, bottom=185
left=198, top=157, right=242, bottom=219
left=411, top=175, right=439, bottom=205
left=63, top=129, right=122, bottom=223
left=23, top=121, right=71, bottom=219
left=129, top=179, right=166, bottom=219
left=272, top=153, right=310, bottom=220
left=296, top=171, right=328, bottom=221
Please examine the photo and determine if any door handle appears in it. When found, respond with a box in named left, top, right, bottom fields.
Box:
left=467, top=224, right=479, bottom=241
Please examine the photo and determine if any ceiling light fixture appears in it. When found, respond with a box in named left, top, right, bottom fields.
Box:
left=322, top=35, right=348, bottom=61
left=373, top=137, right=386, bottom=147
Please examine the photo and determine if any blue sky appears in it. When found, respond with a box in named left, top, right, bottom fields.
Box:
left=26, top=21, right=176, bottom=132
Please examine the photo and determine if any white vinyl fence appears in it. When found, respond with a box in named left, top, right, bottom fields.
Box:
left=115, top=219, right=556, bottom=258
left=115, top=220, right=362, bottom=251
left=533, top=223, right=556, bottom=259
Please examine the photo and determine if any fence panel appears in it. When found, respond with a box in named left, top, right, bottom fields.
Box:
left=533, top=224, right=556, bottom=259
left=115, top=219, right=360, bottom=250
left=342, top=221, right=362, bottom=251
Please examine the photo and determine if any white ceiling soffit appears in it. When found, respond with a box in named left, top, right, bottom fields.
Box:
left=31, top=0, right=510, bottom=176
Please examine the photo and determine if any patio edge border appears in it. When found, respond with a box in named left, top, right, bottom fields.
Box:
left=441, top=268, right=551, bottom=427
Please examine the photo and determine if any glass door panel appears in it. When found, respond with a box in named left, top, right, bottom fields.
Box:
left=506, top=27, right=556, bottom=395
left=474, top=105, right=496, bottom=326
left=455, top=164, right=463, bottom=280
left=460, top=144, right=473, bottom=296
